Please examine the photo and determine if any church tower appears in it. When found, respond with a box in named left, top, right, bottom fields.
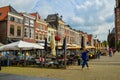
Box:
left=115, top=0, right=120, bottom=49
left=116, top=0, right=120, bottom=7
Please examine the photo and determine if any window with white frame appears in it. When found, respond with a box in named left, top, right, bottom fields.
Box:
left=30, top=28, right=34, bottom=38
left=24, top=18, right=29, bottom=26
left=60, top=25, right=62, bottom=36
left=24, top=27, right=29, bottom=37
left=39, top=25, right=44, bottom=30
left=30, top=19, right=34, bottom=27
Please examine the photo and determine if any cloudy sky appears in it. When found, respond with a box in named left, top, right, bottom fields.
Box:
left=0, top=0, right=115, bottom=41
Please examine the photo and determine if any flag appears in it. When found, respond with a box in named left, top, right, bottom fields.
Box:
left=62, top=37, right=67, bottom=51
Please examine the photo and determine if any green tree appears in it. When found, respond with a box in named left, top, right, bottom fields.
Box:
left=103, top=40, right=108, bottom=47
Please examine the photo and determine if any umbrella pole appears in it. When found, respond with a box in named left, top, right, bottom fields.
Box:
left=56, top=41, right=59, bottom=68
left=41, top=50, right=43, bottom=67
left=64, top=49, right=67, bottom=69
left=24, top=51, right=26, bottom=67
left=44, top=50, right=47, bottom=67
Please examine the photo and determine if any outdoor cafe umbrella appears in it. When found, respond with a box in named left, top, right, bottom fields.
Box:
left=0, top=40, right=44, bottom=67
left=0, top=40, right=44, bottom=51
left=0, top=43, right=4, bottom=47
left=50, top=32, right=56, bottom=56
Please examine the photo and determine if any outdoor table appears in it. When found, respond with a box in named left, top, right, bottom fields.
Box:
left=26, top=60, right=36, bottom=65
left=11, top=60, right=19, bottom=65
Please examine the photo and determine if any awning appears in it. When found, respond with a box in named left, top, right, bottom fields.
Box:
left=0, top=43, right=4, bottom=47
left=85, top=46, right=95, bottom=49
left=67, top=46, right=81, bottom=50
left=67, top=44, right=81, bottom=50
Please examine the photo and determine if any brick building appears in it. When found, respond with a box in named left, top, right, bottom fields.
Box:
left=0, top=5, right=23, bottom=44
left=30, top=12, right=48, bottom=44
left=20, top=13, right=36, bottom=43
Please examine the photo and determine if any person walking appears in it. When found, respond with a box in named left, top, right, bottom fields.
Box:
left=81, top=49, right=89, bottom=70
left=97, top=50, right=101, bottom=59
left=109, top=48, right=113, bottom=57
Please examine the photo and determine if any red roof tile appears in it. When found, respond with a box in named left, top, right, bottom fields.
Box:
left=0, top=5, right=10, bottom=21
left=0, top=5, right=18, bottom=21
left=30, top=12, right=41, bottom=20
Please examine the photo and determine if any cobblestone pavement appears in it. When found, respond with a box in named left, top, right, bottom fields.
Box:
left=0, top=73, right=60, bottom=80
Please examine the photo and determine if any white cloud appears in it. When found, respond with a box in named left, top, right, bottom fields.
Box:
left=32, top=2, right=54, bottom=18
left=93, top=22, right=114, bottom=41
left=76, top=1, right=92, bottom=10
left=95, top=0, right=102, bottom=7
left=71, top=16, right=85, bottom=25
left=0, top=0, right=36, bottom=12
left=99, top=16, right=105, bottom=22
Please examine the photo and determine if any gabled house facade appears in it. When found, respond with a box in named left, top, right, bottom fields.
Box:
left=0, top=5, right=23, bottom=44
left=46, top=14, right=65, bottom=46
left=20, top=13, right=36, bottom=43
left=30, top=12, right=48, bottom=44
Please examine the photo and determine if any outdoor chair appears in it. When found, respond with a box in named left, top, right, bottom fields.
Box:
left=35, top=59, right=40, bottom=65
